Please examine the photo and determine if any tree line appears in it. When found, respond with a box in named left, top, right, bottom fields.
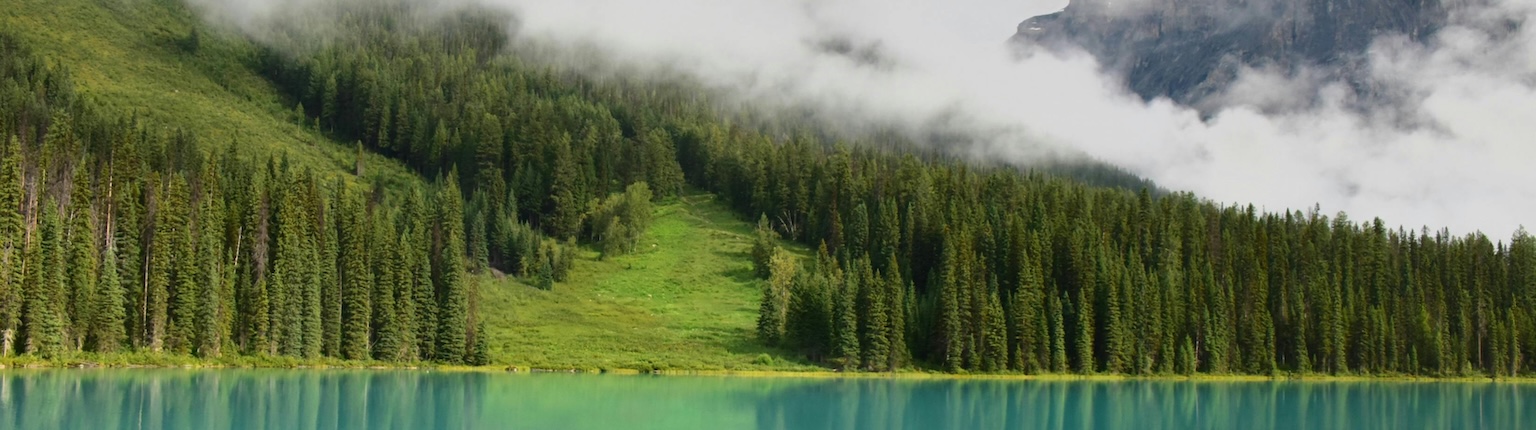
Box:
left=12, top=2, right=1535, bottom=378
left=246, top=6, right=1536, bottom=377
left=0, top=34, right=495, bottom=363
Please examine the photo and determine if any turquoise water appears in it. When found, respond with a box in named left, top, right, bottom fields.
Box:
left=0, top=370, right=1530, bottom=429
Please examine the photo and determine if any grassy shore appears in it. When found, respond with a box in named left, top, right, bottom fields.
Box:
left=8, top=355, right=1536, bottom=385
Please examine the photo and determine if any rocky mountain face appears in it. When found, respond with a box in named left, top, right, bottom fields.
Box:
left=1011, top=0, right=1452, bottom=108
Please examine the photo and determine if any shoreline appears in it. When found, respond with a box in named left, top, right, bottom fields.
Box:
left=6, top=357, right=1536, bottom=383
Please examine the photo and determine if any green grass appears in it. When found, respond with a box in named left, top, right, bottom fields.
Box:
left=3, top=0, right=805, bottom=373
left=1, top=0, right=420, bottom=189
left=478, top=192, right=818, bottom=372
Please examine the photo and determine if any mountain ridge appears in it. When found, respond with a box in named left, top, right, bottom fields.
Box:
left=1010, top=0, right=1452, bottom=109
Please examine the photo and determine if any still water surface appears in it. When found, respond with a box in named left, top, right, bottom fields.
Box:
left=0, top=370, right=1529, bottom=429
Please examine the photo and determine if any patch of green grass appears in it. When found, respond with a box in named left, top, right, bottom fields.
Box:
left=478, top=192, right=818, bottom=372
left=2, top=0, right=419, bottom=189
left=2, top=0, right=806, bottom=373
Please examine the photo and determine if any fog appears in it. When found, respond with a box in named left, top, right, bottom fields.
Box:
left=189, top=0, right=1536, bottom=236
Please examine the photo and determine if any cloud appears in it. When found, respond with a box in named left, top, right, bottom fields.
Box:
left=190, top=0, right=1536, bottom=236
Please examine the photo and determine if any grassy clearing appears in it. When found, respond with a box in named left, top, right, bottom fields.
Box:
left=2, top=0, right=420, bottom=188
left=478, top=192, right=818, bottom=372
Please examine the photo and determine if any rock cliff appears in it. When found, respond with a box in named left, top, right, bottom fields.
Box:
left=1011, top=0, right=1452, bottom=108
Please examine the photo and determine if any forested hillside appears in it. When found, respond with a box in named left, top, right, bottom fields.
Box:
left=2, top=0, right=1534, bottom=378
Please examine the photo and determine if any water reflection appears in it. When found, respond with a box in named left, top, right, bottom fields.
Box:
left=0, top=370, right=1529, bottom=429
left=751, top=378, right=1533, bottom=430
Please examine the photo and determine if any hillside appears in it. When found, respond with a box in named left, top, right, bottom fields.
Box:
left=0, top=0, right=805, bottom=370
left=2, top=0, right=413, bottom=184
left=480, top=192, right=812, bottom=371
left=4, top=0, right=1536, bottom=380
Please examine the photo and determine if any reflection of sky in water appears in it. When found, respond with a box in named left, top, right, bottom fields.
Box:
left=0, top=370, right=1531, bottom=429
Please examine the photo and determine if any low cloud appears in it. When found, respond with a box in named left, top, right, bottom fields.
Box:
left=191, top=0, right=1536, bottom=236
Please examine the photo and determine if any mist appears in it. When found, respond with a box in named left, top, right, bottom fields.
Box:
left=189, top=0, right=1536, bottom=236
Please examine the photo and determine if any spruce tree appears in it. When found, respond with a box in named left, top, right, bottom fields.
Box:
left=24, top=203, right=66, bottom=357
left=145, top=175, right=173, bottom=352
left=434, top=173, right=469, bottom=363
left=982, top=289, right=1008, bottom=372
left=1050, top=292, right=1068, bottom=373
left=321, top=181, right=343, bottom=357
left=339, top=189, right=372, bottom=360
left=884, top=256, right=909, bottom=371
left=752, top=214, right=777, bottom=279
left=66, top=163, right=97, bottom=351
left=936, top=234, right=964, bottom=372
left=0, top=135, right=20, bottom=356
left=832, top=270, right=860, bottom=370
left=857, top=258, right=890, bottom=371
left=91, top=245, right=126, bottom=352
left=372, top=212, right=402, bottom=361
left=167, top=177, right=202, bottom=354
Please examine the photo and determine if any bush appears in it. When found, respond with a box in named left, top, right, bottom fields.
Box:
left=586, top=182, right=653, bottom=259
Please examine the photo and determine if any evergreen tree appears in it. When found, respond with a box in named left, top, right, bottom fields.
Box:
left=857, top=258, right=890, bottom=371
left=832, top=271, right=860, bottom=370
left=23, top=203, right=66, bottom=357
left=90, top=245, right=126, bottom=352
left=884, top=256, right=909, bottom=371
left=0, top=135, right=21, bottom=356
left=752, top=214, right=777, bottom=279
left=166, top=177, right=200, bottom=354
left=66, top=163, right=97, bottom=351
left=372, top=211, right=402, bottom=361
left=339, top=188, right=372, bottom=360
left=435, top=173, right=469, bottom=363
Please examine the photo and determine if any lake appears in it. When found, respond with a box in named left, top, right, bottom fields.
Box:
left=0, top=370, right=1529, bottom=429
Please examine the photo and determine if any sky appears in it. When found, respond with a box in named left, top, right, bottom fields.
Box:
left=190, top=0, right=1536, bottom=236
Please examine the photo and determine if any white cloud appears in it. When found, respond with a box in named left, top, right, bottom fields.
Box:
left=193, top=0, right=1536, bottom=236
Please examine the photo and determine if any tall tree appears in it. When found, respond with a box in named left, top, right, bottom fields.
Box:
left=435, top=172, right=469, bottom=363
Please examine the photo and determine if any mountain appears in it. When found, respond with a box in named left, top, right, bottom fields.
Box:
left=1010, top=0, right=1451, bottom=108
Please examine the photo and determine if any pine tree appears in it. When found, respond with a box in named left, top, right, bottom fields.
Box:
left=23, top=203, right=66, bottom=357
left=982, top=289, right=1008, bottom=372
left=752, top=214, right=777, bottom=279
left=167, top=177, right=203, bottom=354
left=936, top=234, right=964, bottom=372
left=339, top=188, right=372, bottom=360
left=408, top=191, right=438, bottom=360
left=846, top=202, right=869, bottom=261
left=469, top=320, right=490, bottom=366
left=91, top=245, right=126, bottom=352
left=195, top=168, right=228, bottom=358
left=545, top=133, right=583, bottom=240
left=299, top=173, right=324, bottom=358
left=145, top=175, right=174, bottom=352
left=321, top=181, right=343, bottom=357
left=65, top=163, right=97, bottom=351
left=271, top=174, right=307, bottom=356
left=372, top=212, right=402, bottom=361
left=884, top=256, right=909, bottom=371
left=641, top=129, right=684, bottom=198
left=757, top=279, right=787, bottom=345
left=832, top=269, right=860, bottom=370
left=1103, top=263, right=1129, bottom=374
left=0, top=135, right=21, bottom=356
left=434, top=173, right=469, bottom=363
left=1050, top=292, right=1068, bottom=373
left=857, top=258, right=890, bottom=371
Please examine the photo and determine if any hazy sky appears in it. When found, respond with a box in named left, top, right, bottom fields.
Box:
left=192, top=0, right=1536, bottom=236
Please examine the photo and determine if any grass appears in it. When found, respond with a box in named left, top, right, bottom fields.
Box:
left=478, top=192, right=819, bottom=373
left=1, top=0, right=421, bottom=190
